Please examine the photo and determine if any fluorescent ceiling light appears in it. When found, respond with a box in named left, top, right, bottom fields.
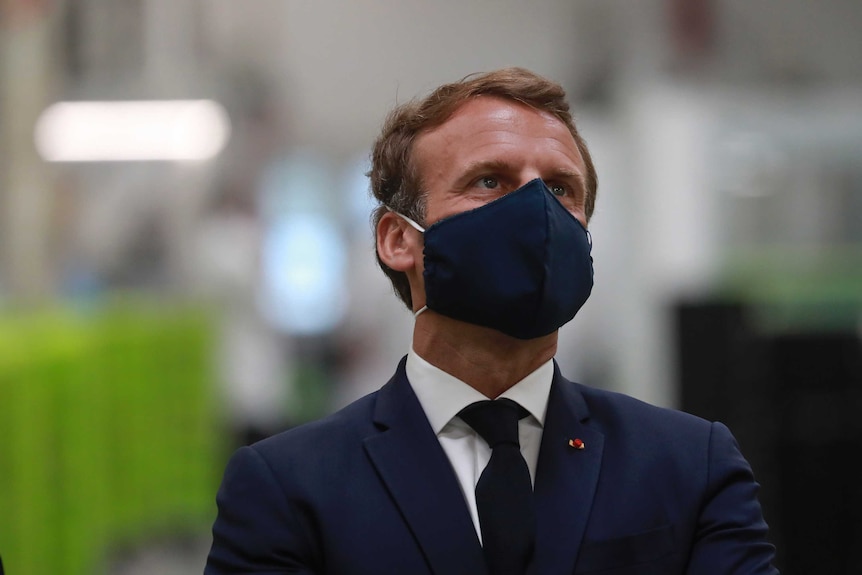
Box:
left=34, top=99, right=231, bottom=162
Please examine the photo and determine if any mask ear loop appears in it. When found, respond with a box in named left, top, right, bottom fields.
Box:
left=386, top=207, right=428, bottom=318
left=388, top=209, right=425, bottom=233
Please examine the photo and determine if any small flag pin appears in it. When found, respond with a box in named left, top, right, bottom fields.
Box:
left=568, top=438, right=585, bottom=450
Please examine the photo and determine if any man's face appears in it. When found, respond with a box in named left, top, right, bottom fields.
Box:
left=413, top=95, right=589, bottom=229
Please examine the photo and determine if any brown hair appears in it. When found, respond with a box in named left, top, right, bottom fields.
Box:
left=369, top=67, right=598, bottom=309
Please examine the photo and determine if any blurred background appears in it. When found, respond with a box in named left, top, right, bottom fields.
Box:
left=1, top=0, right=861, bottom=573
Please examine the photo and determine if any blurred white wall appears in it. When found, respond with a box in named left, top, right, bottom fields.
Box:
left=205, top=0, right=596, bottom=155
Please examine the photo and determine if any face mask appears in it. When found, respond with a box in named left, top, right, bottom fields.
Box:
left=394, top=178, right=593, bottom=339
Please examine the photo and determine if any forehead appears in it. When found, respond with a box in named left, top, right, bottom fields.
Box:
left=412, top=96, right=582, bottom=177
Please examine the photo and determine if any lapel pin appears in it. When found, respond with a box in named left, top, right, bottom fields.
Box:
left=568, top=438, right=585, bottom=450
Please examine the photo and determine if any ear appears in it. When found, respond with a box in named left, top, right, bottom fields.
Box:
left=376, top=211, right=422, bottom=272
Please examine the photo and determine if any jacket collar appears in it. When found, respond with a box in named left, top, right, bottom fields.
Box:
left=364, top=356, right=488, bottom=575
left=364, top=356, right=604, bottom=575
left=530, top=361, right=604, bottom=574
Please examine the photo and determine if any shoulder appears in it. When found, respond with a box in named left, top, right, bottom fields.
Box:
left=214, top=387, right=383, bottom=494
left=208, top=389, right=387, bottom=573
left=224, top=358, right=415, bottom=490
left=558, top=377, right=752, bottom=499
left=559, top=378, right=729, bottom=457
left=252, top=390, right=380, bottom=463
left=566, top=378, right=709, bottom=426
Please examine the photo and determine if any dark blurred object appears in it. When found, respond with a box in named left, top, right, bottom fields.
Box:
left=675, top=300, right=862, bottom=575
left=770, top=332, right=862, bottom=575
left=668, top=0, right=715, bottom=68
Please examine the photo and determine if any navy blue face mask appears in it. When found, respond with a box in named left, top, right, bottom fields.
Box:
left=395, top=178, right=593, bottom=339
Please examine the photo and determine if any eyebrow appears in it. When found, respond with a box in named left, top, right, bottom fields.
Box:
left=461, top=160, right=583, bottom=179
left=548, top=167, right=581, bottom=180
left=459, top=159, right=513, bottom=178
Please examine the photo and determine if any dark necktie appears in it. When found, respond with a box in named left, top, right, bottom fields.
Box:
left=459, top=398, right=535, bottom=575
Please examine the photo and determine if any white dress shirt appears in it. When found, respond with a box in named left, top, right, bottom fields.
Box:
left=406, top=349, right=553, bottom=541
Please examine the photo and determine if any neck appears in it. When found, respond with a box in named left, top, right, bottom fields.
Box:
left=412, top=312, right=557, bottom=398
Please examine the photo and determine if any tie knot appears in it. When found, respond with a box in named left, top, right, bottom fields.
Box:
left=458, top=398, right=526, bottom=448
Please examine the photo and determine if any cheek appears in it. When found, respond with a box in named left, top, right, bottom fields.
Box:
left=561, top=204, right=588, bottom=227
left=570, top=207, right=588, bottom=228
left=557, top=197, right=587, bottom=225
left=426, top=197, right=481, bottom=224
left=441, top=186, right=517, bottom=218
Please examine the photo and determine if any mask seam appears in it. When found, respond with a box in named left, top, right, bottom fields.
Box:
left=536, top=188, right=552, bottom=327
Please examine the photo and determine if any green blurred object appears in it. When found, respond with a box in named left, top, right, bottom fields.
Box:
left=722, top=246, right=862, bottom=333
left=0, top=303, right=224, bottom=575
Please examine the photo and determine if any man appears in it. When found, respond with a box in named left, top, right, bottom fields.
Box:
left=205, top=67, right=779, bottom=574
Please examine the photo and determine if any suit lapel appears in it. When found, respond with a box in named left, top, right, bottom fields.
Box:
left=530, top=363, right=604, bottom=575
left=364, top=359, right=487, bottom=575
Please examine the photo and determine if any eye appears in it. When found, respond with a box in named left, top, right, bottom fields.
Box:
left=548, top=183, right=567, bottom=196
left=477, top=176, right=499, bottom=189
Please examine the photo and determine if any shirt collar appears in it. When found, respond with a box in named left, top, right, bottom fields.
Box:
left=406, top=348, right=553, bottom=434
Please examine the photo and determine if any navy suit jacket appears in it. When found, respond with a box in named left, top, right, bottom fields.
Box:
left=205, top=357, right=778, bottom=574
